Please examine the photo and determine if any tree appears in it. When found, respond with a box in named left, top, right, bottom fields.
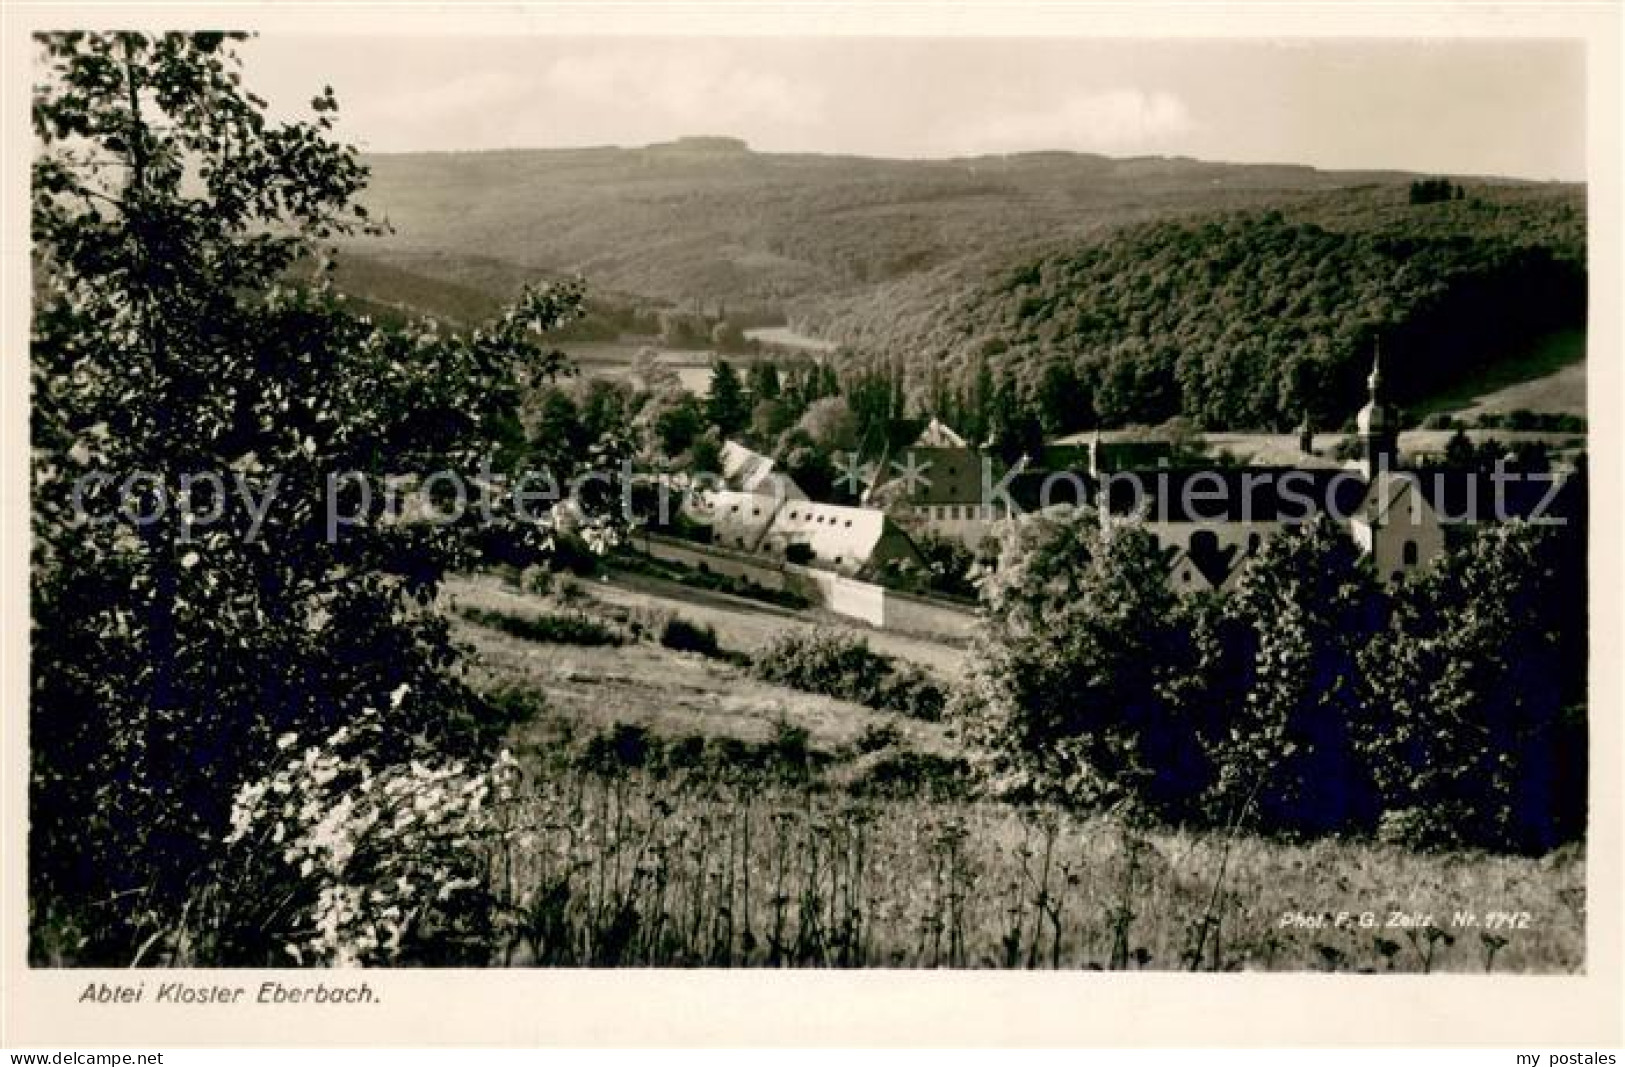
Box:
left=30, top=32, right=592, bottom=962
left=748, top=397, right=794, bottom=446
left=1036, top=361, right=1084, bottom=436
left=794, top=396, right=859, bottom=452
left=1358, top=521, right=1586, bottom=851
left=689, top=428, right=724, bottom=476
left=525, top=386, right=584, bottom=471
left=705, top=358, right=749, bottom=437
left=647, top=393, right=706, bottom=459
left=772, top=428, right=836, bottom=501
left=747, top=360, right=781, bottom=402
left=1215, top=519, right=1385, bottom=836
left=842, top=362, right=896, bottom=449
left=958, top=513, right=1211, bottom=818
left=987, top=371, right=1043, bottom=464
left=963, top=352, right=996, bottom=444
left=630, top=346, right=681, bottom=396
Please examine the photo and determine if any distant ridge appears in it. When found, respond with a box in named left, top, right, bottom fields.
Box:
left=348, top=139, right=1540, bottom=310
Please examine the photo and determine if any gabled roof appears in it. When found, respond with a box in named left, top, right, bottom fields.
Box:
left=688, top=488, right=781, bottom=550
left=1355, top=470, right=1434, bottom=527
left=1097, top=467, right=1370, bottom=524
left=914, top=417, right=968, bottom=448
left=1183, top=534, right=1242, bottom=588
left=1166, top=548, right=1215, bottom=592
left=870, top=446, right=1006, bottom=507
left=1411, top=470, right=1584, bottom=524
left=719, top=439, right=806, bottom=499
left=720, top=439, right=773, bottom=487
left=760, top=500, right=919, bottom=573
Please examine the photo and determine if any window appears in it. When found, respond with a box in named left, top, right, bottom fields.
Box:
left=1403, top=540, right=1419, bottom=566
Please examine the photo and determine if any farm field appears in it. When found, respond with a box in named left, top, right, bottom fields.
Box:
left=444, top=567, right=1587, bottom=973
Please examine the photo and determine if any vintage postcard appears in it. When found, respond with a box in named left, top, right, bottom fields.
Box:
left=2, top=0, right=1621, bottom=1049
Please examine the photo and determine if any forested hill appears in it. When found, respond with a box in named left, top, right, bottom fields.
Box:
left=342, top=140, right=1583, bottom=433
left=348, top=138, right=1431, bottom=311
left=806, top=183, right=1585, bottom=433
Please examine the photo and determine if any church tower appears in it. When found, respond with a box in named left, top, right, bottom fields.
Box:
left=1356, top=345, right=1399, bottom=477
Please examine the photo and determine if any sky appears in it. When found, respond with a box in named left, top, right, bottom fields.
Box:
left=239, top=36, right=1587, bottom=181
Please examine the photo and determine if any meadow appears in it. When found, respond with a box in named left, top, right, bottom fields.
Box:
left=448, top=567, right=1587, bottom=973
left=481, top=769, right=1583, bottom=972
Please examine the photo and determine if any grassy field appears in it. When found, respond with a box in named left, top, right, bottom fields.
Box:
left=445, top=567, right=1587, bottom=972
left=486, top=771, right=1585, bottom=972
left=1417, top=328, right=1587, bottom=419
left=443, top=572, right=961, bottom=764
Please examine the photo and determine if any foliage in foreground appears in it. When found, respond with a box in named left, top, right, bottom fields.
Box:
left=958, top=509, right=1587, bottom=852
left=29, top=32, right=599, bottom=964
left=124, top=766, right=1582, bottom=972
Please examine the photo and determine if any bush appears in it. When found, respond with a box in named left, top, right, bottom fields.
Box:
left=751, top=628, right=946, bottom=720
left=521, top=565, right=555, bottom=596
left=215, top=703, right=519, bottom=966
left=846, top=751, right=974, bottom=800
left=659, top=617, right=721, bottom=657
left=855, top=720, right=902, bottom=754
left=459, top=606, right=622, bottom=647
left=580, top=722, right=657, bottom=775
left=1421, top=412, right=1460, bottom=430
left=872, top=665, right=947, bottom=722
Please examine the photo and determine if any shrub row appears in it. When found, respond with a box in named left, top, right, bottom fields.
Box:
left=750, top=628, right=946, bottom=721
left=458, top=605, right=623, bottom=647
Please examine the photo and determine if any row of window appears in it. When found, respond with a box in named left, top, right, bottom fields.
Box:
left=785, top=509, right=855, bottom=529
left=917, top=503, right=1006, bottom=521
left=720, top=502, right=859, bottom=530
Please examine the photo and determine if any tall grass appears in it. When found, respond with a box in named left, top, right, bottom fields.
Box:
left=483, top=769, right=1584, bottom=972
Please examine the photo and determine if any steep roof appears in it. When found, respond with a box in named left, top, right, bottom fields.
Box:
left=870, top=446, right=1006, bottom=507
left=761, top=500, right=919, bottom=572
left=719, top=439, right=806, bottom=499
left=914, top=417, right=968, bottom=448
left=1410, top=469, right=1584, bottom=524
left=1096, top=467, right=1370, bottom=524
left=688, top=488, right=781, bottom=550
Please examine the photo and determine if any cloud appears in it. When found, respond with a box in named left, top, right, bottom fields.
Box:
left=543, top=46, right=824, bottom=132
left=939, top=88, right=1195, bottom=155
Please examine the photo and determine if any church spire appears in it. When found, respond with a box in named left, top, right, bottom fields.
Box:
left=1355, top=341, right=1397, bottom=477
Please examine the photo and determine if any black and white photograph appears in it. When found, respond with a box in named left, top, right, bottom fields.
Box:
left=6, top=0, right=1623, bottom=1050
